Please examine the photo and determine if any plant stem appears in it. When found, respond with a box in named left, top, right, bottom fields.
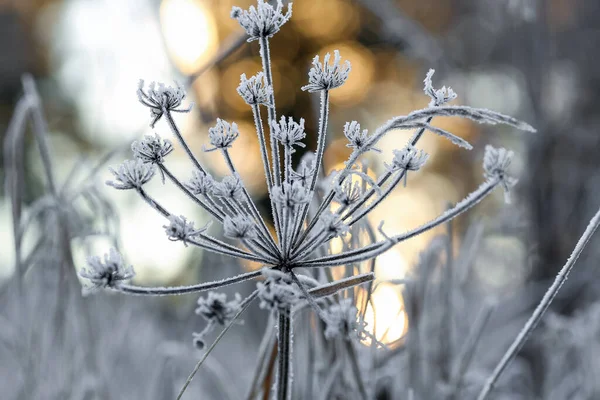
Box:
left=476, top=206, right=600, bottom=400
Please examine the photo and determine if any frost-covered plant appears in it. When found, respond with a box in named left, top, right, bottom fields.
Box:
left=79, top=1, right=537, bottom=398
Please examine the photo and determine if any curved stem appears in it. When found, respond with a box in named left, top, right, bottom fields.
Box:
left=114, top=270, right=263, bottom=296
left=477, top=206, right=600, bottom=400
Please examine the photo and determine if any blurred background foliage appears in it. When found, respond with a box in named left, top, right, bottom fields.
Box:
left=1, top=0, right=600, bottom=397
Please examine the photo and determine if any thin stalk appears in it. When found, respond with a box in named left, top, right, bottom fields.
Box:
left=222, top=149, right=279, bottom=253
left=346, top=340, right=368, bottom=399
left=251, top=103, right=282, bottom=246
left=160, top=165, right=224, bottom=222
left=258, top=37, right=281, bottom=187
left=177, top=290, right=258, bottom=400
left=276, top=309, right=293, bottom=400
left=293, top=91, right=330, bottom=246
left=477, top=207, right=600, bottom=400
left=163, top=109, right=206, bottom=174
left=115, top=270, right=262, bottom=296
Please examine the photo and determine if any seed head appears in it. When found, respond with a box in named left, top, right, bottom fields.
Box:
left=319, top=211, right=350, bottom=238
left=223, top=215, right=257, bottom=240
left=388, top=146, right=429, bottom=172
left=302, top=50, right=351, bottom=93
left=483, top=145, right=518, bottom=203
left=271, top=116, right=306, bottom=152
left=323, top=298, right=366, bottom=341
left=137, top=80, right=191, bottom=127
left=333, top=180, right=362, bottom=207
left=196, top=292, right=243, bottom=325
left=237, top=73, right=273, bottom=106
left=80, top=248, right=134, bottom=293
left=257, top=277, right=298, bottom=313
left=343, top=121, right=380, bottom=154
left=205, top=119, right=240, bottom=152
left=132, top=133, right=174, bottom=165
left=163, top=215, right=208, bottom=246
left=212, top=175, right=244, bottom=201
left=290, top=155, right=315, bottom=187
left=185, top=170, right=215, bottom=196
left=272, top=181, right=310, bottom=208
left=106, top=159, right=156, bottom=190
left=231, top=0, right=292, bottom=42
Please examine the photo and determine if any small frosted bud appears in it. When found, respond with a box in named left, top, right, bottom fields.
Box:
left=231, top=0, right=292, bottom=42
left=196, top=292, right=243, bottom=325
left=257, top=277, right=298, bottom=313
left=132, top=133, right=174, bottom=165
left=423, top=69, right=457, bottom=107
left=80, top=248, right=134, bottom=294
left=163, top=215, right=208, bottom=246
left=271, top=116, right=306, bottom=152
left=323, top=298, right=366, bottom=341
left=185, top=170, right=215, bottom=196
left=137, top=80, right=191, bottom=127
left=302, top=50, right=351, bottom=93
left=192, top=332, right=206, bottom=350
left=223, top=215, right=257, bottom=240
left=106, top=159, right=156, bottom=190
left=343, top=121, right=380, bottom=154
left=319, top=211, right=350, bottom=238
left=290, top=155, right=315, bottom=187
left=333, top=180, right=362, bottom=207
left=272, top=181, right=310, bottom=208
left=212, top=175, right=245, bottom=201
left=387, top=146, right=429, bottom=186
left=483, top=145, right=518, bottom=203
left=204, top=119, right=239, bottom=152
left=237, top=73, right=273, bottom=106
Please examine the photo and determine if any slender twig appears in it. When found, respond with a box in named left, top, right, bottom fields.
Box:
left=477, top=206, right=600, bottom=400
left=177, top=290, right=259, bottom=400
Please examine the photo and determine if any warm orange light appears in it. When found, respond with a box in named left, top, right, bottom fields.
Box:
left=160, top=0, right=219, bottom=75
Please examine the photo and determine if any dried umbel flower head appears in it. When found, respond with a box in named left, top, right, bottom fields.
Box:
left=237, top=72, right=273, bottom=106
left=106, top=159, right=155, bottom=190
left=163, top=215, right=208, bottom=246
left=290, top=155, right=315, bottom=186
left=132, top=133, right=174, bottom=165
left=344, top=121, right=380, bottom=154
left=387, top=146, right=429, bottom=186
left=319, top=211, right=350, bottom=238
left=323, top=298, right=366, bottom=341
left=257, top=278, right=299, bottom=313
left=205, top=119, right=240, bottom=152
left=334, top=180, right=362, bottom=207
left=272, top=181, right=310, bottom=209
left=271, top=116, right=306, bottom=152
left=80, top=248, right=135, bottom=293
left=223, top=215, right=257, bottom=240
left=231, top=0, right=292, bottom=42
left=196, top=292, right=243, bottom=325
left=302, top=50, right=351, bottom=93
left=137, top=80, right=191, bottom=127
left=185, top=170, right=214, bottom=196
left=86, top=5, right=536, bottom=398
left=212, top=175, right=244, bottom=201
left=483, top=145, right=518, bottom=203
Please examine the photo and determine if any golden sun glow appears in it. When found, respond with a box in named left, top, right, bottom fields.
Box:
left=160, top=0, right=218, bottom=74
